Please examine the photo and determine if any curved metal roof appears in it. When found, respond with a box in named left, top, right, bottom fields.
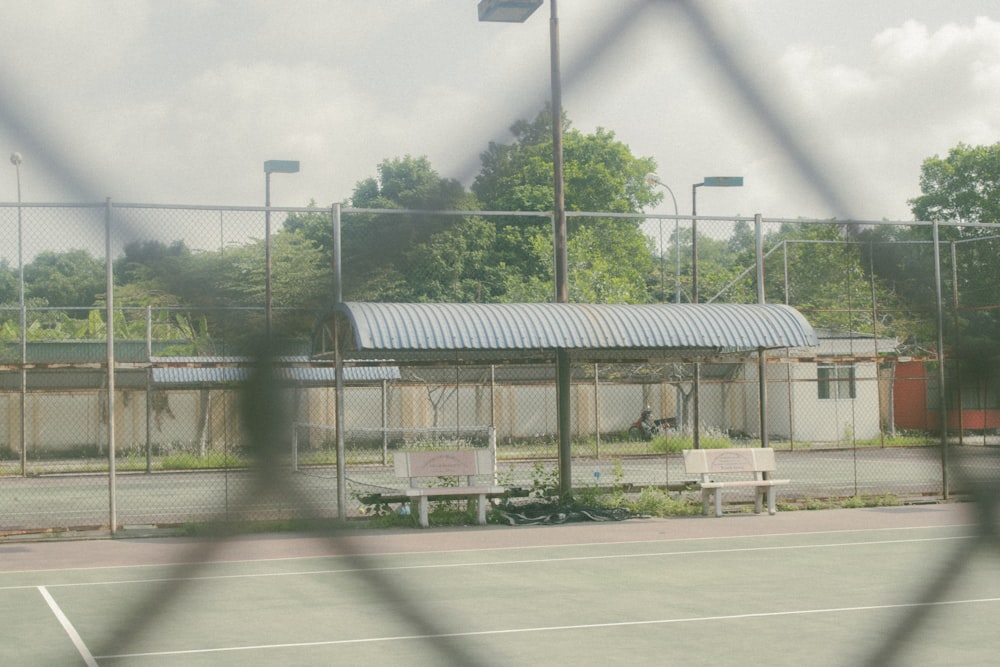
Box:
left=149, top=357, right=400, bottom=386
left=334, top=302, right=817, bottom=357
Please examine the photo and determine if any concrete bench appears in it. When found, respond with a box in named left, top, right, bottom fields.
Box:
left=683, top=448, right=789, bottom=517
left=394, top=449, right=506, bottom=528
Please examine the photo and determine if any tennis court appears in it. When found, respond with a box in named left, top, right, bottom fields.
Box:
left=2, top=503, right=996, bottom=666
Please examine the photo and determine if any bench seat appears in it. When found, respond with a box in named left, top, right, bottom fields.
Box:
left=404, top=485, right=507, bottom=527
left=394, top=449, right=505, bottom=527
left=683, top=448, right=789, bottom=517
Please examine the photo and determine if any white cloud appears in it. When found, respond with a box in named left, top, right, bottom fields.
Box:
left=758, top=15, right=1000, bottom=219
left=2, top=1, right=999, bottom=222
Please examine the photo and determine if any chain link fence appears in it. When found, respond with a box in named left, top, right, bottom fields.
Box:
left=2, top=3, right=999, bottom=664
left=0, top=203, right=996, bottom=532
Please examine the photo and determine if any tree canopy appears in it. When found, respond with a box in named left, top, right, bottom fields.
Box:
left=906, top=141, right=1000, bottom=379
left=909, top=142, right=1000, bottom=224
left=473, top=108, right=659, bottom=302
left=7, top=120, right=997, bottom=362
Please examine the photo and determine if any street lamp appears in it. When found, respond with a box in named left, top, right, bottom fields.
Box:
left=644, top=173, right=680, bottom=303
left=479, top=0, right=572, bottom=496
left=690, top=176, right=743, bottom=449
left=477, top=0, right=542, bottom=22
left=478, top=0, right=564, bottom=303
left=10, top=152, right=25, bottom=475
left=263, top=159, right=300, bottom=340
left=691, top=176, right=743, bottom=303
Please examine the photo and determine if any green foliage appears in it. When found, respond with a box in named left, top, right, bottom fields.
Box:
left=628, top=487, right=702, bottom=516
left=528, top=460, right=560, bottom=498
left=11, top=125, right=997, bottom=363
left=897, top=142, right=1000, bottom=365
left=339, top=156, right=501, bottom=302
left=574, top=459, right=628, bottom=508
left=473, top=107, right=659, bottom=303
left=786, top=494, right=902, bottom=511
left=909, top=142, right=1000, bottom=224
left=24, top=249, right=105, bottom=310
left=159, top=450, right=247, bottom=470
left=657, top=430, right=734, bottom=453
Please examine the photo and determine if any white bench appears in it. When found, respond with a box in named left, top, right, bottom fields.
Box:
left=394, top=449, right=506, bottom=528
left=683, top=448, right=789, bottom=517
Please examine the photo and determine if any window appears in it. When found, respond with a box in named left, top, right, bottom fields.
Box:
left=818, top=363, right=856, bottom=400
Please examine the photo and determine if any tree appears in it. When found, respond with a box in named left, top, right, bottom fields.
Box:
left=906, top=142, right=1000, bottom=382
left=340, top=156, right=501, bottom=302
left=0, top=258, right=16, bottom=306
left=909, top=142, right=1000, bottom=224
left=25, top=250, right=105, bottom=312
left=116, top=239, right=192, bottom=289
left=473, top=107, right=659, bottom=303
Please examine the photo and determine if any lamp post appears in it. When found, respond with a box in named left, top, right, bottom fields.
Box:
left=690, top=176, right=743, bottom=448
left=10, top=153, right=25, bottom=475
left=644, top=173, right=680, bottom=303
left=691, top=176, right=743, bottom=303
left=263, top=159, right=299, bottom=340
left=479, top=0, right=572, bottom=496
left=477, top=0, right=563, bottom=303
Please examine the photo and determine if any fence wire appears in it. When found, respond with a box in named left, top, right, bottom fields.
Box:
left=1, top=2, right=998, bottom=665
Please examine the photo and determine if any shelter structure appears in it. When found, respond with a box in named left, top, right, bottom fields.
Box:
left=314, top=302, right=818, bottom=517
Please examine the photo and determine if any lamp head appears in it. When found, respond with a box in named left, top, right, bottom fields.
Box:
left=644, top=172, right=662, bottom=186
left=10, top=152, right=22, bottom=166
left=264, top=159, right=299, bottom=174
left=702, top=176, right=743, bottom=187
left=477, top=0, right=542, bottom=22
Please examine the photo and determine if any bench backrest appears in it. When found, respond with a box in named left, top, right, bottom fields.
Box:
left=394, top=449, right=493, bottom=482
left=683, top=448, right=777, bottom=475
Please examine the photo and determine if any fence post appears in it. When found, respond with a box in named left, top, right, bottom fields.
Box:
left=146, top=305, right=153, bottom=473
left=489, top=425, right=497, bottom=483
left=593, top=363, right=600, bottom=458
left=932, top=220, right=949, bottom=498
left=335, top=312, right=347, bottom=520
left=106, top=197, right=117, bottom=533
left=331, top=203, right=342, bottom=304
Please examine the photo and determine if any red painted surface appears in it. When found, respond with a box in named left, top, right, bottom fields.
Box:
left=893, top=362, right=931, bottom=430
left=893, top=361, right=1000, bottom=431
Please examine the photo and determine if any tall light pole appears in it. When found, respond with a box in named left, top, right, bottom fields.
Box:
left=691, top=176, right=743, bottom=303
left=479, top=0, right=572, bottom=496
left=477, top=0, right=563, bottom=303
left=645, top=173, right=680, bottom=303
left=263, top=159, right=299, bottom=341
left=690, top=175, right=743, bottom=448
left=10, top=152, right=25, bottom=475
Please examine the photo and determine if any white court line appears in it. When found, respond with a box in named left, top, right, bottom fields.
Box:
left=1, top=518, right=975, bottom=577
left=95, top=596, right=1000, bottom=660
left=38, top=586, right=99, bottom=667
left=0, top=533, right=974, bottom=592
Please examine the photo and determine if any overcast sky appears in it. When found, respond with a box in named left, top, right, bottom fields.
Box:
left=2, top=1, right=998, bottom=223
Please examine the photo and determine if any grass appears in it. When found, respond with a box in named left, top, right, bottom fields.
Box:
left=158, top=450, right=249, bottom=470
left=349, top=487, right=910, bottom=529
left=2, top=429, right=947, bottom=477
left=849, top=432, right=936, bottom=447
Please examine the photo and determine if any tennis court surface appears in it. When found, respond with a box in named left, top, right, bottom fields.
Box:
left=2, top=503, right=997, bottom=666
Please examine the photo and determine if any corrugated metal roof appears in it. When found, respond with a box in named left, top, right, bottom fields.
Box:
left=150, top=356, right=399, bottom=386
left=335, top=302, right=818, bottom=355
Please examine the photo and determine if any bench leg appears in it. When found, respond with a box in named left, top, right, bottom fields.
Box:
left=417, top=496, right=430, bottom=528
left=754, top=488, right=764, bottom=514
left=768, top=488, right=777, bottom=515
left=701, top=488, right=724, bottom=517
left=476, top=494, right=487, bottom=525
